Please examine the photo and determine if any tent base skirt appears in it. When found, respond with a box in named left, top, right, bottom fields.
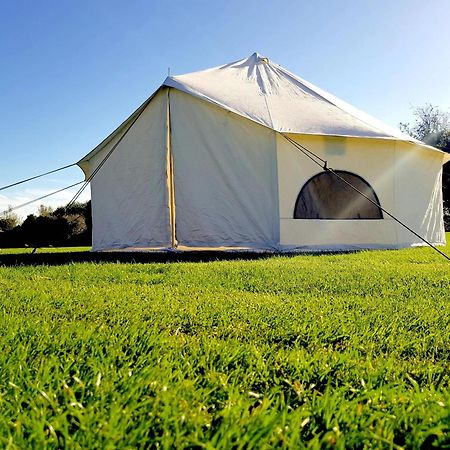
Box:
left=92, top=241, right=445, bottom=254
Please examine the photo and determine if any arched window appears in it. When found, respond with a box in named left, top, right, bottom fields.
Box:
left=294, top=171, right=383, bottom=219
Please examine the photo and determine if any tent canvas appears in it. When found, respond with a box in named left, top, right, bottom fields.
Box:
left=78, top=53, right=449, bottom=252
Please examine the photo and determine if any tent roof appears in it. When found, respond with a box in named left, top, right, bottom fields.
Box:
left=164, top=52, right=420, bottom=141
left=79, top=53, right=449, bottom=168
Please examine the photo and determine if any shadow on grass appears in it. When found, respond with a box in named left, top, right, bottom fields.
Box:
left=0, top=247, right=363, bottom=267
left=0, top=250, right=294, bottom=267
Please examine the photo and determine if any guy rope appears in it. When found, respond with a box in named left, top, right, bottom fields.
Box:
left=1, top=128, right=449, bottom=262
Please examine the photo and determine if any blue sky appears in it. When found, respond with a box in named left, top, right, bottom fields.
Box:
left=1, top=0, right=449, bottom=217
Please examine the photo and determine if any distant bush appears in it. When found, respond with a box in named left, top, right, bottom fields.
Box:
left=0, top=201, right=91, bottom=248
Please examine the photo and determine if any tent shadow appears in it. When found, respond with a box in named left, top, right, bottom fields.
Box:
left=0, top=248, right=361, bottom=267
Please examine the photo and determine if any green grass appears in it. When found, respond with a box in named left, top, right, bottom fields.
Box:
left=0, top=238, right=449, bottom=449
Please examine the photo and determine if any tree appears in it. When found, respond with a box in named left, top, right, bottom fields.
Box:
left=399, top=104, right=450, bottom=230
left=37, top=204, right=54, bottom=217
left=53, top=201, right=92, bottom=242
left=20, top=213, right=69, bottom=246
left=0, top=200, right=92, bottom=248
left=0, top=207, right=19, bottom=231
left=399, top=104, right=450, bottom=149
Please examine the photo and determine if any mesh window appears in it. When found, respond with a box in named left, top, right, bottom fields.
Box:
left=294, top=171, right=383, bottom=219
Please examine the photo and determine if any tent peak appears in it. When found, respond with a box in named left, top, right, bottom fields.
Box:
left=248, top=52, right=269, bottom=64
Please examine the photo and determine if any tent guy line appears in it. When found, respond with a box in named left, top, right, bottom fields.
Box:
left=0, top=95, right=152, bottom=224
left=1, top=130, right=449, bottom=261
left=64, top=96, right=154, bottom=212
left=0, top=163, right=77, bottom=192
left=0, top=181, right=84, bottom=216
left=282, top=134, right=328, bottom=168
left=1, top=54, right=448, bottom=258
left=281, top=134, right=450, bottom=262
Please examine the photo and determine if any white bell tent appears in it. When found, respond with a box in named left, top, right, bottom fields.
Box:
left=78, top=53, right=449, bottom=252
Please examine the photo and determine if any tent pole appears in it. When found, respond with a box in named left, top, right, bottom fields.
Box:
left=166, top=88, right=177, bottom=249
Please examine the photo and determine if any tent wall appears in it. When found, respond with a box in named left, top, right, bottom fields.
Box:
left=86, top=90, right=170, bottom=251
left=276, top=134, right=446, bottom=250
left=170, top=89, right=280, bottom=248
left=277, top=134, right=395, bottom=250
left=80, top=85, right=446, bottom=253
left=394, top=142, right=445, bottom=246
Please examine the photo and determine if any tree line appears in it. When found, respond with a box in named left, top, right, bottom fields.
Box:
left=0, top=201, right=91, bottom=248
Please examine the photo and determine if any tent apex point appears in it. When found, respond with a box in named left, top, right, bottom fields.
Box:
left=250, top=51, right=268, bottom=61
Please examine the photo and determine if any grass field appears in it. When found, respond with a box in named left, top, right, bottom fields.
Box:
left=0, top=238, right=449, bottom=449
